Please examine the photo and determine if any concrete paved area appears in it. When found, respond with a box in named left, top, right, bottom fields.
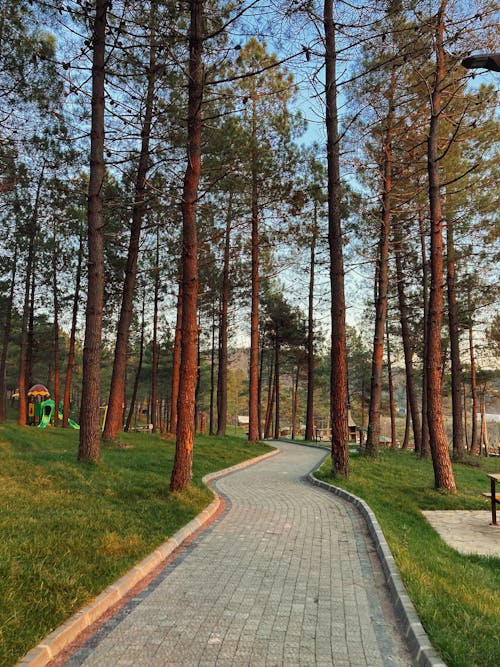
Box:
left=422, top=510, right=500, bottom=557
left=62, top=442, right=415, bottom=667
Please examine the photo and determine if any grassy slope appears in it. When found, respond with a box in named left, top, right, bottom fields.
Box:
left=0, top=423, right=270, bottom=666
left=315, top=449, right=500, bottom=667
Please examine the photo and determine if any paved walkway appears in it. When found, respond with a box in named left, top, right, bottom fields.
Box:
left=63, top=442, right=414, bottom=667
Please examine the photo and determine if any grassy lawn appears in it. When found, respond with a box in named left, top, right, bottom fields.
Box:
left=0, top=422, right=270, bottom=667
left=314, top=448, right=500, bottom=667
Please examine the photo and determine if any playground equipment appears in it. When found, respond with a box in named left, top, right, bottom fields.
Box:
left=37, top=398, right=80, bottom=429
left=25, top=383, right=79, bottom=428
left=27, top=384, right=50, bottom=426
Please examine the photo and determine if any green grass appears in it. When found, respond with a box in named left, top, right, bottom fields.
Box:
left=315, top=448, right=500, bottom=667
left=0, top=422, right=270, bottom=667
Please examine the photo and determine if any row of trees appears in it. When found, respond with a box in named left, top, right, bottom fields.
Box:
left=0, top=1, right=498, bottom=493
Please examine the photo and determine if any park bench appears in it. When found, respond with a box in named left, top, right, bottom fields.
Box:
left=482, top=473, right=500, bottom=526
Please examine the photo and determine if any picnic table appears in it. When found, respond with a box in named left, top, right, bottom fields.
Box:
left=484, top=473, right=500, bottom=526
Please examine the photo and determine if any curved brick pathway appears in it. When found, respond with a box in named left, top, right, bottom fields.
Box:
left=65, top=442, right=413, bottom=667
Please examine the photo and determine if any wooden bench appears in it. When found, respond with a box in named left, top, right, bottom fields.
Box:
left=482, top=474, right=500, bottom=526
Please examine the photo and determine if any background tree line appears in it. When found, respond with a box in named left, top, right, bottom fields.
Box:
left=0, top=0, right=498, bottom=492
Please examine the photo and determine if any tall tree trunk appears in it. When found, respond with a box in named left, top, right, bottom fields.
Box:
left=468, top=302, right=479, bottom=455
left=151, top=227, right=160, bottom=432
left=366, top=67, right=394, bottom=457
left=425, top=0, right=456, bottom=491
left=78, top=0, right=108, bottom=463
left=170, top=0, right=204, bottom=491
left=418, top=202, right=430, bottom=458
left=209, top=299, right=216, bottom=435
left=305, top=202, right=317, bottom=441
left=386, top=325, right=397, bottom=449
left=216, top=198, right=232, bottom=436
left=125, top=288, right=146, bottom=432
left=0, top=243, right=17, bottom=422
left=103, top=14, right=156, bottom=440
left=264, top=355, right=274, bottom=439
left=273, top=336, right=280, bottom=439
left=257, top=337, right=265, bottom=440
left=169, top=278, right=182, bottom=434
left=63, top=220, right=83, bottom=427
left=292, top=363, right=300, bottom=440
left=324, top=0, right=348, bottom=476
left=248, top=95, right=260, bottom=443
left=463, top=383, right=469, bottom=452
left=446, top=206, right=465, bottom=459
left=26, top=263, right=35, bottom=393
left=479, top=388, right=488, bottom=456
left=18, top=166, right=44, bottom=425
left=394, top=220, right=422, bottom=453
left=52, top=219, right=60, bottom=427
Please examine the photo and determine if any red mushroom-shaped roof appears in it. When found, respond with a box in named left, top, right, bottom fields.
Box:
left=27, top=384, right=50, bottom=397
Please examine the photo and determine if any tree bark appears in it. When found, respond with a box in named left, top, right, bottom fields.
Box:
left=305, top=202, right=317, bottom=441
left=18, top=166, right=44, bottom=425
left=78, top=0, right=108, bottom=463
left=446, top=205, right=465, bottom=459
left=0, top=243, right=17, bottom=422
left=248, top=95, right=260, bottom=443
left=418, top=202, right=430, bottom=458
left=52, top=218, right=60, bottom=427
left=170, top=0, right=204, bottom=491
left=386, top=325, right=397, bottom=448
left=394, top=219, right=421, bottom=453
left=103, top=13, right=156, bottom=439
left=169, top=277, right=182, bottom=434
left=366, top=67, right=394, bottom=457
left=468, top=302, right=479, bottom=455
left=273, top=336, right=280, bottom=439
left=216, top=198, right=232, bottom=436
left=150, top=226, right=160, bottom=432
left=209, top=299, right=216, bottom=435
left=125, top=288, right=146, bottom=432
left=425, top=0, right=456, bottom=491
left=324, top=0, right=348, bottom=476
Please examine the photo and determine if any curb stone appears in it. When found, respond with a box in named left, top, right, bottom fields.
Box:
left=15, top=448, right=280, bottom=667
left=307, top=473, right=447, bottom=667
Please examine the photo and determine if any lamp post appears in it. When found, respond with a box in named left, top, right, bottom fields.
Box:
left=461, top=53, right=500, bottom=72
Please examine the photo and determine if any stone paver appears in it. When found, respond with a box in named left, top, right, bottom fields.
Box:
left=422, top=510, right=500, bottom=557
left=63, top=442, right=413, bottom=667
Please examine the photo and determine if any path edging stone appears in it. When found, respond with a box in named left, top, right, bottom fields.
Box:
left=307, top=473, right=447, bottom=667
left=15, top=448, right=279, bottom=667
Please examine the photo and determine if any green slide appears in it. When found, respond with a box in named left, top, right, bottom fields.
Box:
left=58, top=412, right=80, bottom=429
left=38, top=400, right=55, bottom=428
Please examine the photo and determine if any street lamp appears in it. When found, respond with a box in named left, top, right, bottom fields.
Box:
left=461, top=53, right=500, bottom=73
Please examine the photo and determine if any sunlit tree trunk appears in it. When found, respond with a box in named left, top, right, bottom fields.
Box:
left=324, top=0, right=348, bottom=476
left=425, top=0, right=456, bottom=491
left=170, top=0, right=204, bottom=491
